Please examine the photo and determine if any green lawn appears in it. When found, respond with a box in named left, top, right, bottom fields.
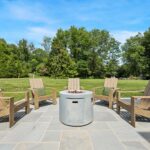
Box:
left=0, top=77, right=148, bottom=101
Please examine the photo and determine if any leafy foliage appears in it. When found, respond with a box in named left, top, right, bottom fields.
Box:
left=1, top=26, right=150, bottom=78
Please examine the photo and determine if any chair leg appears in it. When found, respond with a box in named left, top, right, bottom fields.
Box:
left=9, top=109, right=15, bottom=128
left=131, top=98, right=136, bottom=127
left=25, top=104, right=30, bottom=114
left=51, top=91, right=57, bottom=105
left=131, top=113, right=136, bottom=127
left=9, top=98, right=15, bottom=127
left=25, top=91, right=30, bottom=113
left=53, top=99, right=57, bottom=105
left=35, top=103, right=39, bottom=109
left=109, top=99, right=113, bottom=109
left=117, top=103, right=120, bottom=114
left=92, top=97, right=95, bottom=105
left=9, top=112, right=15, bottom=128
left=34, top=99, right=39, bottom=110
left=131, top=110, right=136, bottom=127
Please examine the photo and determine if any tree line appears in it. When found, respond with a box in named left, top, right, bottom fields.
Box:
left=0, top=26, right=150, bottom=79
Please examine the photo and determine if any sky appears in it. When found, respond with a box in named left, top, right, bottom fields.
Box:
left=0, top=0, right=150, bottom=47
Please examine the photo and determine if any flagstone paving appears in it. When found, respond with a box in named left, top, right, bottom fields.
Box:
left=0, top=100, right=150, bottom=150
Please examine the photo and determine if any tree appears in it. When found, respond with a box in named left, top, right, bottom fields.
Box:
left=0, top=39, right=10, bottom=77
left=18, top=39, right=30, bottom=62
left=0, top=26, right=124, bottom=78
left=41, top=36, right=52, bottom=52
left=31, top=48, right=49, bottom=75
left=142, top=28, right=150, bottom=78
left=77, top=60, right=90, bottom=78
left=67, top=26, right=91, bottom=62
left=0, top=39, right=30, bottom=78
left=117, top=64, right=130, bottom=78
left=47, top=29, right=77, bottom=78
left=89, top=29, right=120, bottom=77
left=122, top=33, right=146, bottom=77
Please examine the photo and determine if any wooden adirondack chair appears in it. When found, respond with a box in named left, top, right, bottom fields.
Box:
left=0, top=90, right=30, bottom=127
left=29, top=78, right=57, bottom=109
left=93, top=77, right=118, bottom=109
left=117, top=80, right=150, bottom=127
left=68, top=78, right=81, bottom=93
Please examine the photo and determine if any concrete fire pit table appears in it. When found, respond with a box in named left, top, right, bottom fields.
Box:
left=59, top=90, right=93, bottom=126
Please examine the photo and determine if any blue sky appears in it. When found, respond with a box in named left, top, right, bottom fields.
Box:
left=0, top=0, right=150, bottom=47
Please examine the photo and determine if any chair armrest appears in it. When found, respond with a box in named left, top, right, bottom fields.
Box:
left=0, top=97, right=14, bottom=107
left=1, top=90, right=30, bottom=104
left=2, top=91, right=26, bottom=94
left=116, top=90, right=144, bottom=102
left=131, top=96, right=150, bottom=109
left=132, top=96, right=150, bottom=99
left=118, top=90, right=144, bottom=93
left=0, top=96, right=14, bottom=101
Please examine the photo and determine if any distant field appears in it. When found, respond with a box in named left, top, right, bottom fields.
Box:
left=0, top=77, right=148, bottom=101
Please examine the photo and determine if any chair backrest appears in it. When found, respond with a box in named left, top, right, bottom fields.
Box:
left=144, top=80, right=150, bottom=96
left=68, top=78, right=80, bottom=92
left=0, top=91, right=3, bottom=109
left=104, top=77, right=118, bottom=89
left=29, top=78, right=44, bottom=89
left=141, top=80, right=150, bottom=109
left=0, top=91, right=8, bottom=115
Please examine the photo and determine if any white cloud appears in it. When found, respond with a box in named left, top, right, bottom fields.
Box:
left=111, top=30, right=143, bottom=44
left=28, top=27, right=56, bottom=36
left=3, top=1, right=57, bottom=24
left=26, top=26, right=56, bottom=46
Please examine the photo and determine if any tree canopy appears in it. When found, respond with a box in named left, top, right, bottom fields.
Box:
left=0, top=26, right=150, bottom=79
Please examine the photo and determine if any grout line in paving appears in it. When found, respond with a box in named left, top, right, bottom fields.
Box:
left=1, top=102, right=150, bottom=150
left=12, top=143, right=19, bottom=150
left=86, top=130, right=95, bottom=150
left=39, top=116, right=54, bottom=142
left=106, top=122, right=127, bottom=150
left=141, top=141, right=150, bottom=150
left=58, top=131, right=63, bottom=150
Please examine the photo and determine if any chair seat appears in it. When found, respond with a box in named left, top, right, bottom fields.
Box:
left=0, top=109, right=9, bottom=117
left=119, top=98, right=150, bottom=110
left=95, top=95, right=109, bottom=101
left=120, top=97, right=141, bottom=105
left=38, top=95, right=51, bottom=101
left=0, top=99, right=26, bottom=117
left=15, top=99, right=27, bottom=106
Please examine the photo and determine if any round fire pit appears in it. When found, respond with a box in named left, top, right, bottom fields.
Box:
left=59, top=90, right=93, bottom=126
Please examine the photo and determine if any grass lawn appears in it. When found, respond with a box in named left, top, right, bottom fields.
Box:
left=0, top=77, right=148, bottom=101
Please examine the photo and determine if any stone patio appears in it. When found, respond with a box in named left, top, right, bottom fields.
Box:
left=0, top=100, right=150, bottom=150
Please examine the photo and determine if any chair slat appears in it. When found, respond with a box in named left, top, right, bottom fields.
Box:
left=0, top=91, right=8, bottom=109
left=104, top=77, right=118, bottom=89
left=144, top=80, right=150, bottom=96
left=68, top=78, right=80, bottom=92
left=29, top=78, right=44, bottom=89
left=141, top=80, right=150, bottom=109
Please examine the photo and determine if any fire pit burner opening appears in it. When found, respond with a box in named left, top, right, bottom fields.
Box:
left=68, top=90, right=83, bottom=93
